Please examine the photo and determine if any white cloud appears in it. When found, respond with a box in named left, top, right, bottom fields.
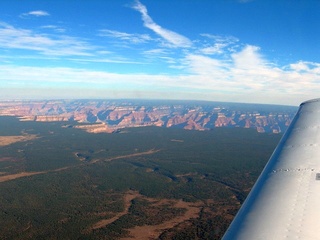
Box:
left=66, top=57, right=145, bottom=65
left=20, top=10, right=50, bottom=18
left=180, top=45, right=320, bottom=103
left=132, top=0, right=192, bottom=48
left=289, top=61, right=320, bottom=74
left=231, top=45, right=266, bottom=70
left=184, top=54, right=229, bottom=76
left=143, top=48, right=167, bottom=55
left=99, top=29, right=152, bottom=44
left=143, top=49, right=177, bottom=64
left=0, top=54, right=320, bottom=105
left=40, top=25, right=66, bottom=33
left=200, top=34, right=239, bottom=55
left=201, top=43, right=228, bottom=55
left=0, top=65, right=174, bottom=88
left=0, top=22, right=94, bottom=56
left=0, top=1, right=319, bottom=106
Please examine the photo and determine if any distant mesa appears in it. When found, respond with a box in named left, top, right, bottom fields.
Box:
left=0, top=100, right=297, bottom=134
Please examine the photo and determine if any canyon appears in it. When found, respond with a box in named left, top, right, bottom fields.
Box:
left=0, top=99, right=297, bottom=134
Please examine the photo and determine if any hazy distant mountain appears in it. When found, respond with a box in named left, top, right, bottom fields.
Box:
left=0, top=100, right=297, bottom=134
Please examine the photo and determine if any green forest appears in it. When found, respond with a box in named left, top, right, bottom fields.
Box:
left=0, top=116, right=282, bottom=239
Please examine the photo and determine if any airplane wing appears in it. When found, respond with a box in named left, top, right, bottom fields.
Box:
left=222, top=99, right=320, bottom=240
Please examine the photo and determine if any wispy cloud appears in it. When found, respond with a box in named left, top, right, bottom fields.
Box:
left=181, top=45, right=320, bottom=102
left=66, top=57, right=145, bottom=65
left=184, top=54, right=229, bottom=76
left=1, top=45, right=320, bottom=105
left=143, top=48, right=167, bottom=55
left=0, top=65, right=171, bottom=87
left=201, top=43, right=229, bottom=55
left=1, top=1, right=319, bottom=105
left=99, top=29, right=152, bottom=44
left=132, top=0, right=192, bottom=48
left=199, top=34, right=239, bottom=55
left=0, top=22, right=94, bottom=56
left=20, top=10, right=50, bottom=18
left=142, top=48, right=180, bottom=66
left=289, top=61, right=320, bottom=74
left=40, top=25, right=66, bottom=33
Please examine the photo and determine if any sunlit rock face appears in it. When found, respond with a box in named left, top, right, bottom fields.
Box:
left=0, top=100, right=296, bottom=133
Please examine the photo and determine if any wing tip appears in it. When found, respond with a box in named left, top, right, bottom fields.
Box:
left=300, top=98, right=320, bottom=106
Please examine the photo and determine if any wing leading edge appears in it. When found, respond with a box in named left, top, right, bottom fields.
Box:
left=222, top=99, right=320, bottom=240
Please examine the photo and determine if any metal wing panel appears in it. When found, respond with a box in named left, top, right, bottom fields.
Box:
left=223, top=99, right=320, bottom=240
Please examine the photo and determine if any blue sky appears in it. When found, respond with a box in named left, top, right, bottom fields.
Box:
left=0, top=0, right=319, bottom=105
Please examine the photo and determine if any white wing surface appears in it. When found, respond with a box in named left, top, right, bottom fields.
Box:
left=222, top=99, right=320, bottom=240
